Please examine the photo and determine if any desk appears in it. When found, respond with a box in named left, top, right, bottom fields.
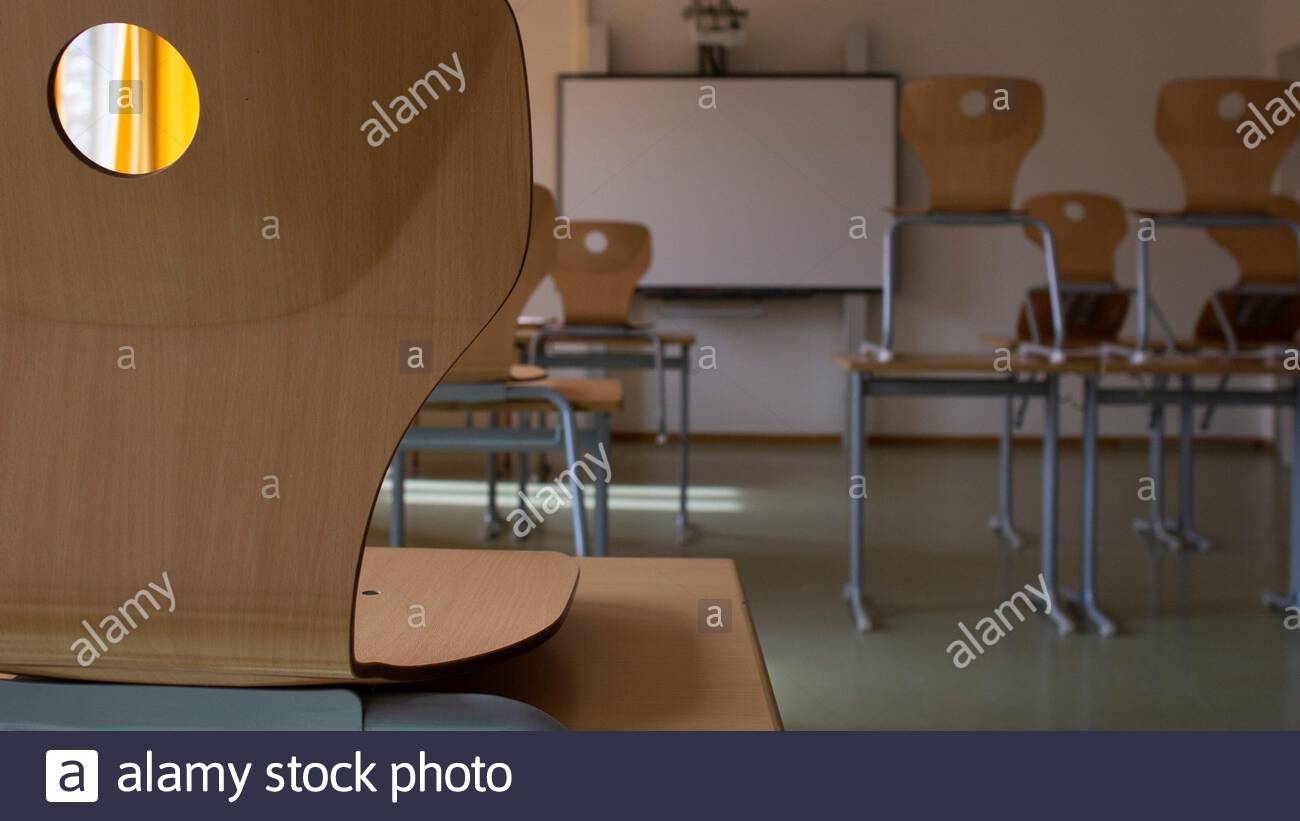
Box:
left=1076, top=356, right=1300, bottom=633
left=834, top=352, right=1095, bottom=634
left=429, top=556, right=782, bottom=730
left=517, top=327, right=697, bottom=544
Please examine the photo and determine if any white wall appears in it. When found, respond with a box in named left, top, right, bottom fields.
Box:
left=522, top=0, right=1295, bottom=439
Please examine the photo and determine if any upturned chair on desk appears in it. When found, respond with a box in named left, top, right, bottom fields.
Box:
left=840, top=76, right=1076, bottom=635
left=0, top=0, right=576, bottom=729
left=861, top=76, right=1069, bottom=364
left=1128, top=79, right=1300, bottom=552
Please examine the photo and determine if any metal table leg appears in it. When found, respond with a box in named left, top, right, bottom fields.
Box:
left=1176, top=374, right=1211, bottom=551
left=483, top=413, right=503, bottom=539
left=516, top=412, right=530, bottom=521
left=676, top=344, right=693, bottom=545
left=1040, top=373, right=1076, bottom=635
left=593, top=412, right=611, bottom=557
left=844, top=370, right=872, bottom=632
left=1264, top=378, right=1300, bottom=610
left=1079, top=375, right=1117, bottom=635
left=989, top=391, right=1026, bottom=549
left=1133, top=375, right=1182, bottom=549
left=389, top=452, right=406, bottom=547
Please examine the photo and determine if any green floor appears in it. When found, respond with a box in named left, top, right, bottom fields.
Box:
left=372, top=439, right=1300, bottom=730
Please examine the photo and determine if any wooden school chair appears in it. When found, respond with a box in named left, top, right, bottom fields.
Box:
left=840, top=77, right=1078, bottom=634
left=1197, top=195, right=1300, bottom=351
left=393, top=186, right=624, bottom=555
left=1133, top=77, right=1300, bottom=354
left=1128, top=78, right=1300, bottom=551
left=526, top=220, right=699, bottom=543
left=0, top=0, right=581, bottom=727
left=978, top=192, right=1143, bottom=548
left=861, top=75, right=1071, bottom=364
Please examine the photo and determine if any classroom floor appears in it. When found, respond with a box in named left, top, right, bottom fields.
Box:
left=370, top=438, right=1300, bottom=730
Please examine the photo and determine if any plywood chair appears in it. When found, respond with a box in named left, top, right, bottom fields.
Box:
left=864, top=76, right=1068, bottom=362
left=1196, top=196, right=1300, bottom=348
left=551, top=221, right=652, bottom=327
left=1132, top=78, right=1300, bottom=354
left=1016, top=193, right=1131, bottom=348
left=0, top=0, right=578, bottom=705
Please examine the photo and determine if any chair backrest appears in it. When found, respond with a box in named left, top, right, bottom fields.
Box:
left=1207, top=195, right=1300, bottom=284
left=552, top=221, right=652, bottom=326
left=0, top=0, right=530, bottom=685
left=900, top=76, right=1044, bottom=212
left=446, top=185, right=557, bottom=383
left=1156, top=78, right=1300, bottom=213
left=1017, top=192, right=1130, bottom=343
left=1022, top=193, right=1128, bottom=283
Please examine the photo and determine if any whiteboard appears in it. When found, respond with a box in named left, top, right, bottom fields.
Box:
left=559, top=76, right=897, bottom=292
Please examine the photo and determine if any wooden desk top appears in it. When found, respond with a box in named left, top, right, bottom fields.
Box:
left=430, top=557, right=783, bottom=731
left=515, top=327, right=698, bottom=348
left=424, top=377, right=624, bottom=414
left=832, top=352, right=1097, bottom=375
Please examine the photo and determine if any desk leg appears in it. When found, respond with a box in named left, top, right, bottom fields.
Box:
left=1079, top=375, right=1117, bottom=636
left=594, top=412, right=611, bottom=557
left=483, top=413, right=503, bottom=539
left=1133, top=376, right=1182, bottom=550
left=1264, top=379, right=1300, bottom=610
left=1041, top=374, right=1075, bottom=635
left=516, top=412, right=530, bottom=514
left=676, top=345, right=693, bottom=545
left=844, top=370, right=872, bottom=632
left=389, top=452, right=406, bottom=547
left=989, top=391, right=1026, bottom=549
left=1176, top=375, right=1211, bottom=551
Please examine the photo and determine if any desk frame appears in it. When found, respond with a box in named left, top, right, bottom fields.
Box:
left=846, top=371, right=1073, bottom=635
left=1078, top=374, right=1300, bottom=634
